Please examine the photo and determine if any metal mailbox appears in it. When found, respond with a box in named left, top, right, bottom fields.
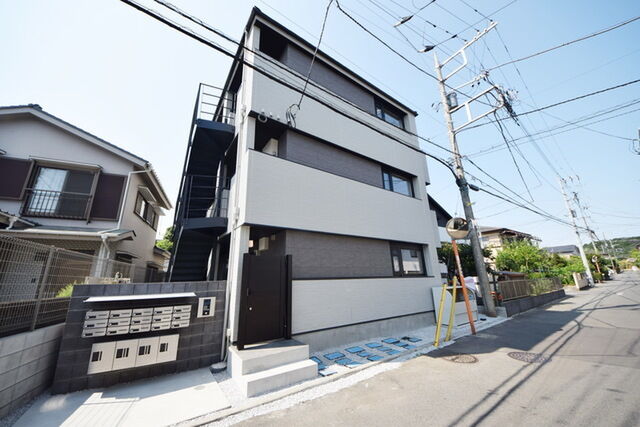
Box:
left=130, top=315, right=152, bottom=325
left=152, top=314, right=172, bottom=323
left=106, top=325, right=130, bottom=336
left=83, top=319, right=108, bottom=329
left=172, top=305, right=191, bottom=314
left=129, top=324, right=151, bottom=334
left=131, top=307, right=154, bottom=317
left=85, top=310, right=110, bottom=321
left=109, top=309, right=133, bottom=319
left=82, top=327, right=106, bottom=338
left=107, top=318, right=131, bottom=327
left=87, top=341, right=116, bottom=374
left=171, top=319, right=190, bottom=329
left=156, top=335, right=179, bottom=364
left=153, top=307, right=174, bottom=316
left=171, top=312, right=190, bottom=321
left=151, top=321, right=171, bottom=331
left=111, top=339, right=138, bottom=371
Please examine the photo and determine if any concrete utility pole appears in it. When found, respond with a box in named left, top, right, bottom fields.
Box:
left=559, top=178, right=594, bottom=286
left=433, top=23, right=499, bottom=317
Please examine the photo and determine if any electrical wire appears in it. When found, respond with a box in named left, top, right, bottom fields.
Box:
left=286, top=0, right=334, bottom=126
left=486, top=15, right=640, bottom=71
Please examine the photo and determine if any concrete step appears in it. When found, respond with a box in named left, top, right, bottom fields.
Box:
left=236, top=359, right=318, bottom=397
left=229, top=340, right=310, bottom=376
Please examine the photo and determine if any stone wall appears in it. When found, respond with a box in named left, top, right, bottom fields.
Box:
left=502, top=289, right=566, bottom=317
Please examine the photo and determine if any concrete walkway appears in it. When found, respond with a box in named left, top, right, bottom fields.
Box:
left=14, top=368, right=230, bottom=427
left=234, top=273, right=640, bottom=426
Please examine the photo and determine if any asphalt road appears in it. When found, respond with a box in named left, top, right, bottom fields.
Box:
left=239, top=272, right=640, bottom=427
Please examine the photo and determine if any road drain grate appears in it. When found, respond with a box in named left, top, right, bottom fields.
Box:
left=507, top=351, right=550, bottom=363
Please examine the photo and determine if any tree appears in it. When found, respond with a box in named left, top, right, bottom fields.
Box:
left=156, top=226, right=174, bottom=251
left=437, top=242, right=493, bottom=280
left=495, top=240, right=546, bottom=274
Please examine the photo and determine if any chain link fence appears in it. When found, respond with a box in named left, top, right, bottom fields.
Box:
left=497, top=277, right=563, bottom=301
left=0, top=235, right=164, bottom=337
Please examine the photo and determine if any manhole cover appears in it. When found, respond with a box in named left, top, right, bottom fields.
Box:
left=443, top=353, right=478, bottom=363
left=507, top=352, right=550, bottom=363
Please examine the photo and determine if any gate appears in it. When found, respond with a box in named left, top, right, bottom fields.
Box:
left=237, top=254, right=291, bottom=350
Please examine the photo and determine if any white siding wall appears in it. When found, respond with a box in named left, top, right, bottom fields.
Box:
left=244, top=150, right=432, bottom=244
left=292, top=277, right=439, bottom=334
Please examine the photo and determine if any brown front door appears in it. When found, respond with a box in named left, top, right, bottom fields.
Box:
left=237, top=254, right=291, bottom=349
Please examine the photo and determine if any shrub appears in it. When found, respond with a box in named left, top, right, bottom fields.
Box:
left=56, top=282, right=76, bottom=298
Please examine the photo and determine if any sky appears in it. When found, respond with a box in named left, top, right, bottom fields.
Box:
left=1, top=0, right=639, bottom=247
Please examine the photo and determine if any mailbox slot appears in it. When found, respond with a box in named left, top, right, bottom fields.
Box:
left=132, top=307, right=153, bottom=317
left=151, top=321, right=171, bottom=331
left=109, top=309, right=132, bottom=319
left=106, top=325, right=131, bottom=336
left=86, top=310, right=110, bottom=321
left=135, top=337, right=160, bottom=367
left=108, top=318, right=131, bottom=327
left=83, top=319, right=108, bottom=329
left=171, top=319, right=190, bottom=329
left=156, top=335, right=179, bottom=364
left=82, top=327, right=106, bottom=338
left=153, top=307, right=174, bottom=316
left=130, top=315, right=152, bottom=325
left=152, top=314, right=172, bottom=323
left=173, top=305, right=191, bottom=314
left=129, top=323, right=151, bottom=334
left=171, top=313, right=190, bottom=321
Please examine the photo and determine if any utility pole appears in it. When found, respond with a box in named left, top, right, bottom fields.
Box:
left=559, top=178, right=594, bottom=286
left=433, top=22, right=500, bottom=317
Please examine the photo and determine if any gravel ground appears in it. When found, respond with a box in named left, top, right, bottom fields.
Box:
left=0, top=393, right=41, bottom=427
left=194, top=315, right=508, bottom=426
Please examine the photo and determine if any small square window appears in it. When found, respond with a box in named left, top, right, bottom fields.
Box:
left=91, top=351, right=102, bottom=362
left=159, top=343, right=168, bottom=353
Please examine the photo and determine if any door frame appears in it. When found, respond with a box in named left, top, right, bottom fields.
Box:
left=236, top=254, right=292, bottom=350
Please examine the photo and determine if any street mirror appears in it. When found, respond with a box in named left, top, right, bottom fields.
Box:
left=446, top=217, right=470, bottom=240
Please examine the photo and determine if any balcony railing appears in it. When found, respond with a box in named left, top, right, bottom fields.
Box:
left=21, top=189, right=92, bottom=219
left=181, top=175, right=230, bottom=219
left=196, top=83, right=236, bottom=126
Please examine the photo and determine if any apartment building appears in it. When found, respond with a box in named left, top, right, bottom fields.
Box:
left=0, top=105, right=172, bottom=281
left=170, top=8, right=443, bottom=357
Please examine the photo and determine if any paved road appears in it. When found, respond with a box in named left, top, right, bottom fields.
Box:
left=240, top=272, right=640, bottom=427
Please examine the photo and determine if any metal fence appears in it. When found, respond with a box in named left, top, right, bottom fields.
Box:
left=497, top=277, right=563, bottom=301
left=0, top=235, right=164, bottom=337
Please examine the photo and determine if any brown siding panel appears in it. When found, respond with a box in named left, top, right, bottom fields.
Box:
left=90, top=174, right=126, bottom=220
left=0, top=158, right=32, bottom=199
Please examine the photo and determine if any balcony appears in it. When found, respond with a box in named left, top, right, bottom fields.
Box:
left=21, top=189, right=92, bottom=220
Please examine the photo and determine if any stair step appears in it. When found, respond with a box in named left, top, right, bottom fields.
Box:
left=236, top=359, right=317, bottom=397
left=229, top=340, right=310, bottom=376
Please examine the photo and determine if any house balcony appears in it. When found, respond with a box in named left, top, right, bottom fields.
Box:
left=21, top=189, right=92, bottom=220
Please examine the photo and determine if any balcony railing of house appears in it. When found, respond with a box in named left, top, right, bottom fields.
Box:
left=181, top=175, right=231, bottom=220
left=21, top=189, right=92, bottom=219
left=196, top=83, right=236, bottom=126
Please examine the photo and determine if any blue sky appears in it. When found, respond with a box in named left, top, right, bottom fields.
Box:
left=1, top=0, right=638, bottom=246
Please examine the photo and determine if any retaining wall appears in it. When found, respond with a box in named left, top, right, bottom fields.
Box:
left=0, top=323, right=64, bottom=418
left=502, top=289, right=566, bottom=317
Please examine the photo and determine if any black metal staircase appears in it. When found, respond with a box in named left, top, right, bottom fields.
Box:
left=168, top=84, right=235, bottom=281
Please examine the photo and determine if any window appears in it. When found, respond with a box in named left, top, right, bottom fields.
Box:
left=115, top=348, right=129, bottom=359
left=159, top=343, right=168, bottom=353
left=24, top=166, right=95, bottom=218
left=134, top=192, right=158, bottom=229
left=375, top=98, right=405, bottom=129
left=390, top=243, right=426, bottom=276
left=382, top=169, right=414, bottom=197
left=138, top=345, right=151, bottom=356
left=91, top=351, right=102, bottom=362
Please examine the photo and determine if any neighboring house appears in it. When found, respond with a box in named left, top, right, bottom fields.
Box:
left=479, top=226, right=540, bottom=267
left=427, top=194, right=452, bottom=244
left=169, top=7, right=442, bottom=354
left=0, top=104, right=172, bottom=281
left=543, top=244, right=580, bottom=258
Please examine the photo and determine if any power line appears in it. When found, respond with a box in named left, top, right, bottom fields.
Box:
left=486, top=15, right=640, bottom=71
left=463, top=78, right=640, bottom=131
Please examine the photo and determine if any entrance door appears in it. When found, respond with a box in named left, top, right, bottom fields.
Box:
left=237, top=254, right=291, bottom=350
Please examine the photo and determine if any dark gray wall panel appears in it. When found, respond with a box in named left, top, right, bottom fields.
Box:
left=282, top=45, right=375, bottom=114
left=280, top=130, right=383, bottom=187
left=285, top=230, right=393, bottom=279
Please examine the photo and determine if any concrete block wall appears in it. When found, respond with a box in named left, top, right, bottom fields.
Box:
left=51, top=281, right=226, bottom=394
left=0, top=323, right=64, bottom=418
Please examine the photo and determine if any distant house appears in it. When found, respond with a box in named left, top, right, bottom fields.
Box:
left=543, top=245, right=579, bottom=259
left=479, top=226, right=540, bottom=267
left=0, top=104, right=172, bottom=280
left=427, top=194, right=452, bottom=244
